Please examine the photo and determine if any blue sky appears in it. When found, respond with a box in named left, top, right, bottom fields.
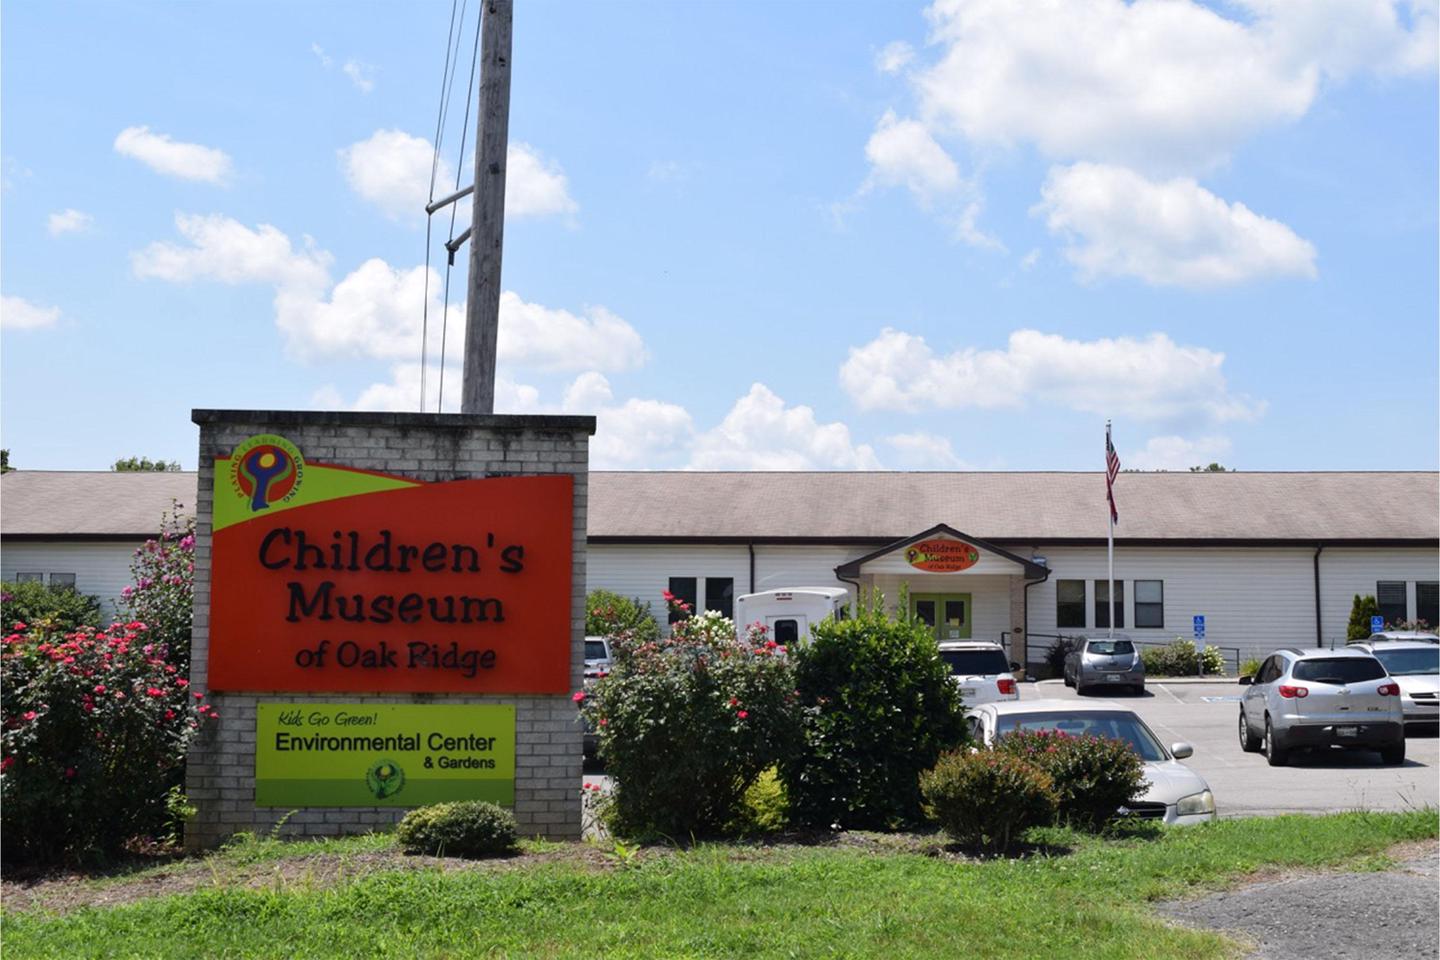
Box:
left=3, top=0, right=1436, bottom=473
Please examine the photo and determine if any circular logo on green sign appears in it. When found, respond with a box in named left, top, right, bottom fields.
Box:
left=366, top=759, right=406, bottom=799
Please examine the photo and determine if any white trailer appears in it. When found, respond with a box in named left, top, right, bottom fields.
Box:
left=734, top=587, right=850, bottom=646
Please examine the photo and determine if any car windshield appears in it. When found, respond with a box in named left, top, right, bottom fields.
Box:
left=584, top=640, right=608, bottom=660
left=1086, top=640, right=1134, bottom=656
left=1371, top=648, right=1440, bottom=677
left=942, top=650, right=1010, bottom=676
left=1292, top=657, right=1385, bottom=684
left=996, top=711, right=1167, bottom=761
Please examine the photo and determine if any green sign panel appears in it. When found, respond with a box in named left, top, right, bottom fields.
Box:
left=255, top=704, right=515, bottom=807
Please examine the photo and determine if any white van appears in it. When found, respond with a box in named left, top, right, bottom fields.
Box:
left=734, top=587, right=850, bottom=646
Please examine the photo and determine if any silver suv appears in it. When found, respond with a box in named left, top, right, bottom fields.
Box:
left=1239, top=647, right=1404, bottom=766
left=1064, top=635, right=1145, bottom=696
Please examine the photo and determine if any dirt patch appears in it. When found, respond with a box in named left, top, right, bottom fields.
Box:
left=1, top=843, right=616, bottom=916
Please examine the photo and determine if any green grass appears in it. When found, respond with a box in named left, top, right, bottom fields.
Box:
left=5, top=811, right=1435, bottom=960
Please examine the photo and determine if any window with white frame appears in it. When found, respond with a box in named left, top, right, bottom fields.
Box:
left=1134, top=580, right=1164, bottom=628
left=1056, top=580, right=1086, bottom=629
left=1417, top=582, right=1438, bottom=629
left=48, top=573, right=76, bottom=589
left=1095, top=580, right=1124, bottom=629
left=667, top=576, right=735, bottom=623
left=1377, top=581, right=1407, bottom=625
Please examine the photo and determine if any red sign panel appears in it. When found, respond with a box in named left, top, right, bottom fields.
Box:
left=904, top=538, right=980, bottom=573
left=208, top=469, right=573, bottom=694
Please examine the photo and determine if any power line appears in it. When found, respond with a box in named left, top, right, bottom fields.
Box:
left=422, top=0, right=467, bottom=411
left=437, top=1, right=482, bottom=414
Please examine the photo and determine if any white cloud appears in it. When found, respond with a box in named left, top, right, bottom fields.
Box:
left=864, top=110, right=961, bottom=205
left=1036, top=163, right=1317, bottom=287
left=132, top=214, right=641, bottom=373
left=691, top=383, right=881, bottom=470
left=339, top=129, right=437, bottom=222
left=1127, top=434, right=1234, bottom=471
left=342, top=60, right=376, bottom=93
left=311, top=43, right=333, bottom=68
left=561, top=372, right=695, bottom=469
left=47, top=209, right=93, bottom=236
left=340, top=131, right=576, bottom=222
left=876, top=40, right=915, bottom=74
left=1, top=295, right=61, bottom=330
left=131, top=213, right=331, bottom=293
left=911, top=0, right=1433, bottom=173
left=840, top=327, right=1262, bottom=423
left=506, top=143, right=579, bottom=218
left=113, top=126, right=232, bottom=184
left=885, top=432, right=972, bottom=469
left=498, top=292, right=646, bottom=372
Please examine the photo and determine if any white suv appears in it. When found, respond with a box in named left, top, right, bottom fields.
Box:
left=939, top=641, right=1020, bottom=706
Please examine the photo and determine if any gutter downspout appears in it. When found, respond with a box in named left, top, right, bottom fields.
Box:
left=748, top=543, right=755, bottom=595
left=1313, top=543, right=1324, bottom=648
left=1022, top=565, right=1052, bottom=676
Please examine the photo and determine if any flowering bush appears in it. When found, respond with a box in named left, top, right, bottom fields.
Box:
left=1140, top=639, right=1224, bottom=677
left=580, top=611, right=801, bottom=839
left=585, top=590, right=660, bottom=645
left=921, top=750, right=1057, bottom=852
left=1, top=620, right=215, bottom=864
left=0, top=580, right=103, bottom=634
left=781, top=595, right=968, bottom=830
left=120, top=503, right=195, bottom=672
left=992, top=729, right=1146, bottom=829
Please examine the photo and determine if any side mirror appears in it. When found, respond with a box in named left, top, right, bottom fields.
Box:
left=1009, top=661, right=1021, bottom=671
left=1238, top=676, right=1253, bottom=686
left=1170, top=742, right=1194, bottom=759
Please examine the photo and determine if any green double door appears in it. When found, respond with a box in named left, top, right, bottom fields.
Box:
left=910, top=593, right=972, bottom=641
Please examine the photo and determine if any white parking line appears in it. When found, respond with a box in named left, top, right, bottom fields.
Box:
left=1155, top=683, right=1184, bottom=703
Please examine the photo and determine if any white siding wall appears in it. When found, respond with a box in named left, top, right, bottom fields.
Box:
left=1319, top=548, right=1440, bottom=641
left=585, top=544, right=751, bottom=629
left=752, top=545, right=858, bottom=595
left=1019, top=546, right=1321, bottom=661
left=1, top=541, right=141, bottom=620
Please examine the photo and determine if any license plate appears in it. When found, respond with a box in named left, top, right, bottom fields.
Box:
left=1335, top=726, right=1358, bottom=738
left=1106, top=674, right=1123, bottom=682
left=960, top=688, right=976, bottom=697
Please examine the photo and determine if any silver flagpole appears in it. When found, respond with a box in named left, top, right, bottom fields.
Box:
left=1107, top=420, right=1115, bottom=639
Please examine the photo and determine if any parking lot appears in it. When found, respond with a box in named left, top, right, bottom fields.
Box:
left=1023, top=680, right=1440, bottom=817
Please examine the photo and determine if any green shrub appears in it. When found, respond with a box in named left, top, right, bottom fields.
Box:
left=993, top=730, right=1146, bottom=830
left=395, top=801, right=518, bottom=858
left=583, top=612, right=801, bottom=839
left=920, top=750, right=1057, bottom=852
left=585, top=590, right=660, bottom=646
left=728, top=766, right=789, bottom=836
left=1140, top=639, right=1224, bottom=676
left=781, top=594, right=968, bottom=831
left=1347, top=594, right=1381, bottom=640
left=1, top=621, right=215, bottom=864
left=0, top=581, right=102, bottom=634
left=1240, top=657, right=1262, bottom=678
left=1044, top=636, right=1078, bottom=680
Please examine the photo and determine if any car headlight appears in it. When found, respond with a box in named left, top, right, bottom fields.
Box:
left=1176, top=790, right=1215, bottom=816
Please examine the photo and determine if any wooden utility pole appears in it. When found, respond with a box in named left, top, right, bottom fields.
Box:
left=460, top=0, right=513, bottom=414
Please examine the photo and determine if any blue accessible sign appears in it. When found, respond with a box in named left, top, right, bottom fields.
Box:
left=1193, top=614, right=1205, bottom=638
left=1371, top=615, right=1385, bottom=633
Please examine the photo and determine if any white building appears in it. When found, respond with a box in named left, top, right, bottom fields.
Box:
left=3, top=470, right=1436, bottom=666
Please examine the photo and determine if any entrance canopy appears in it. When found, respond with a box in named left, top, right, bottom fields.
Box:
left=834, top=523, right=1048, bottom=582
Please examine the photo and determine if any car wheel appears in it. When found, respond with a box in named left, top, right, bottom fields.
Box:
left=1380, top=740, right=1406, bottom=765
left=1063, top=670, right=1074, bottom=688
left=1238, top=709, right=1261, bottom=752
left=1134, top=683, right=1146, bottom=697
left=1263, top=716, right=1287, bottom=766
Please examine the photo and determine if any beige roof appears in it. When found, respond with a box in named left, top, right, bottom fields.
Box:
left=1, top=471, right=198, bottom=537
left=588, top=472, right=1439, bottom=543
left=2, top=469, right=1435, bottom=543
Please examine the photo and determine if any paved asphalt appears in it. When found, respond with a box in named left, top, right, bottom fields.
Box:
left=1021, top=680, right=1440, bottom=817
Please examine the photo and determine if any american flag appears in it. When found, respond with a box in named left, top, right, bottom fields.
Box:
left=1106, top=424, right=1120, bottom=524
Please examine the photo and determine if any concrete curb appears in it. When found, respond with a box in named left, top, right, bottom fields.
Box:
left=1032, top=677, right=1240, bottom=686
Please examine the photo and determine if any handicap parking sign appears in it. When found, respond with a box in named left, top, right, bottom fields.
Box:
left=1371, top=615, right=1385, bottom=633
left=1193, top=614, right=1205, bottom=638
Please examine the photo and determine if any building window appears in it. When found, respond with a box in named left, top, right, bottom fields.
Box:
left=16, top=572, right=43, bottom=583
left=667, top=577, right=697, bottom=624
left=1095, top=580, right=1124, bottom=629
left=1134, top=580, right=1164, bottom=628
left=1377, top=581, right=1407, bottom=625
left=1418, top=582, right=1439, bottom=629
left=48, top=573, right=76, bottom=589
left=1056, top=580, right=1086, bottom=629
left=705, top=577, right=734, bottom=619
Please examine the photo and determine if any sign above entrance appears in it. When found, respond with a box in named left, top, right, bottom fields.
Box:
left=208, top=434, right=573, bottom=694
left=905, top=538, right=981, bottom=573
